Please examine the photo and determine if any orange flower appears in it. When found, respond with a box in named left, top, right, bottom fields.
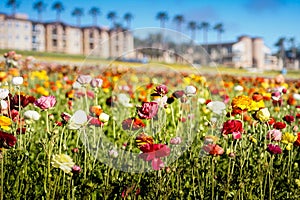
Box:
left=231, top=95, right=252, bottom=111
left=90, top=106, right=103, bottom=116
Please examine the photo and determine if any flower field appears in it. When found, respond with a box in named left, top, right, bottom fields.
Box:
left=1, top=51, right=300, bottom=199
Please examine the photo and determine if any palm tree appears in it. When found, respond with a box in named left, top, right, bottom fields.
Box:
left=187, top=21, right=197, bottom=42
left=213, top=23, right=225, bottom=63
left=107, top=11, right=117, bottom=28
left=88, top=7, right=100, bottom=26
left=52, top=1, right=64, bottom=22
left=198, top=21, right=210, bottom=50
left=71, top=8, right=84, bottom=26
left=156, top=11, right=169, bottom=29
left=123, top=12, right=133, bottom=29
left=173, top=14, right=185, bottom=33
left=275, top=37, right=286, bottom=67
left=289, top=37, right=296, bottom=60
left=6, top=0, right=20, bottom=16
left=33, top=1, right=46, bottom=21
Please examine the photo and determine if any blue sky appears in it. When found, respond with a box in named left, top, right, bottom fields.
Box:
left=0, top=0, right=299, bottom=53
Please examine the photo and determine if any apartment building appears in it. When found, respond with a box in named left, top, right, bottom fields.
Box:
left=0, top=13, right=134, bottom=59
left=0, top=13, right=32, bottom=51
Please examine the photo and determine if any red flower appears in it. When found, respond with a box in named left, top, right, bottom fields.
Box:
left=252, top=93, right=264, bottom=102
left=122, top=118, right=145, bottom=130
left=135, top=133, right=153, bottom=148
left=9, top=94, right=35, bottom=110
left=266, top=144, right=282, bottom=154
left=267, top=117, right=276, bottom=125
left=16, top=127, right=26, bottom=134
left=283, top=115, right=295, bottom=124
left=221, top=120, right=244, bottom=135
left=87, top=116, right=103, bottom=127
left=172, top=90, right=185, bottom=99
left=137, top=102, right=159, bottom=119
left=153, top=84, right=168, bottom=96
left=273, top=122, right=286, bottom=130
left=294, top=132, right=300, bottom=146
left=203, top=144, right=224, bottom=156
left=0, top=130, right=17, bottom=148
left=138, top=143, right=170, bottom=170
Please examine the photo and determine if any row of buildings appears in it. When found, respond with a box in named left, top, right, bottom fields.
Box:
left=0, top=13, right=134, bottom=58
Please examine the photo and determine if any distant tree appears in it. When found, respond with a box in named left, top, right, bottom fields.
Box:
left=89, top=7, right=101, bottom=26
left=173, top=14, right=185, bottom=33
left=198, top=21, right=210, bottom=50
left=213, top=23, right=225, bottom=63
left=52, top=1, right=64, bottom=22
left=33, top=1, right=46, bottom=21
left=107, top=11, right=117, bottom=28
left=156, top=11, right=169, bottom=29
left=275, top=37, right=286, bottom=66
left=187, top=21, right=197, bottom=42
left=288, top=37, right=297, bottom=60
left=6, top=0, right=20, bottom=16
left=123, top=12, right=133, bottom=29
left=71, top=8, right=84, bottom=26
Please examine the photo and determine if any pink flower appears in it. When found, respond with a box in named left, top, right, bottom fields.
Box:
left=90, top=78, right=103, bottom=88
left=232, top=131, right=242, bottom=140
left=153, top=84, right=168, bottom=96
left=138, top=143, right=170, bottom=170
left=170, top=136, right=182, bottom=144
left=266, top=144, right=282, bottom=154
left=203, top=144, right=224, bottom=156
left=72, top=165, right=81, bottom=174
left=266, top=129, right=282, bottom=141
left=76, top=75, right=92, bottom=85
left=34, top=95, right=56, bottom=110
left=137, top=102, right=159, bottom=119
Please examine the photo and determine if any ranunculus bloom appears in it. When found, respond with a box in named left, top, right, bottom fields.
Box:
left=137, top=102, right=159, bottom=119
left=172, top=90, right=185, bottom=99
left=0, top=130, right=17, bottom=148
left=234, top=85, right=243, bottom=91
left=117, top=93, right=133, bottom=107
left=24, top=110, right=41, bottom=121
left=271, top=91, right=282, bottom=101
left=138, top=143, right=171, bottom=170
left=108, top=149, right=118, bottom=158
left=154, top=84, right=168, bottom=96
left=136, top=133, right=154, bottom=148
left=294, top=132, right=300, bottom=146
left=283, top=115, right=295, bottom=124
left=203, top=144, right=224, bottom=156
left=256, top=108, right=270, bottom=122
left=90, top=78, right=103, bottom=88
left=273, top=122, right=286, bottom=130
left=221, top=120, right=244, bottom=135
left=185, top=86, right=197, bottom=96
left=87, top=116, right=103, bottom=127
left=232, top=131, right=242, bottom=140
left=51, top=154, right=75, bottom=174
left=34, top=95, right=56, bottom=110
left=170, top=136, right=182, bottom=144
left=207, top=101, right=226, bottom=115
left=266, top=129, right=282, bottom=141
left=0, top=88, right=9, bottom=99
left=266, top=144, right=282, bottom=154
left=68, top=110, right=88, bottom=130
left=99, top=113, right=109, bottom=123
left=267, top=117, right=276, bottom=125
left=252, top=93, right=264, bottom=102
left=72, top=165, right=81, bottom=174
left=12, top=76, right=23, bottom=85
left=76, top=75, right=92, bottom=85
left=61, top=112, right=72, bottom=123
left=122, top=118, right=145, bottom=130
left=0, top=116, right=12, bottom=130
left=9, top=94, right=36, bottom=110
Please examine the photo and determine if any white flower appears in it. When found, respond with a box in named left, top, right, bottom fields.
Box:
left=0, top=100, right=8, bottom=110
left=185, top=85, right=197, bottom=96
left=198, top=98, right=206, bottom=104
left=234, top=85, right=243, bottom=91
left=117, top=93, right=133, bottom=107
left=12, top=76, right=24, bottom=85
left=24, top=110, right=41, bottom=121
left=153, top=95, right=168, bottom=107
left=0, top=88, right=9, bottom=99
left=293, top=93, right=300, bottom=101
left=99, top=113, right=109, bottom=123
left=72, top=81, right=82, bottom=89
left=68, top=110, right=87, bottom=130
left=51, top=154, right=75, bottom=174
left=207, top=101, right=226, bottom=115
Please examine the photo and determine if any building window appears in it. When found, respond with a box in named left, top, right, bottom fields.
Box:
left=52, top=27, right=57, bottom=35
left=89, top=43, right=94, bottom=49
left=89, top=31, right=94, bottom=38
left=53, top=39, right=57, bottom=47
left=15, top=22, right=19, bottom=27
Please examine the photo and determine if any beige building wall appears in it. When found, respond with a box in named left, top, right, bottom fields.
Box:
left=109, top=29, right=125, bottom=58
left=252, top=37, right=264, bottom=68
left=123, top=31, right=135, bottom=58
left=65, top=26, right=82, bottom=54
left=32, top=23, right=45, bottom=51
left=0, top=14, right=32, bottom=50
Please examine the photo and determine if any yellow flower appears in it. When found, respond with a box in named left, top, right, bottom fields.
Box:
left=255, top=108, right=270, bottom=122
left=36, top=86, right=49, bottom=96
left=231, top=95, right=252, bottom=110
left=295, top=179, right=300, bottom=188
left=0, top=116, right=12, bottom=131
left=51, top=154, right=75, bottom=174
left=249, top=100, right=265, bottom=112
left=281, top=132, right=297, bottom=144
left=249, top=135, right=257, bottom=144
